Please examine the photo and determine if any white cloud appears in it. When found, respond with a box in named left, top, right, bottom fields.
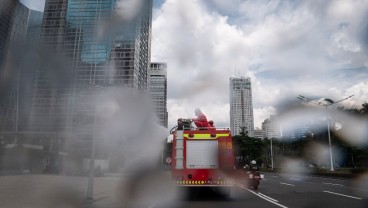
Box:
left=344, top=82, right=368, bottom=107
left=152, top=0, right=368, bottom=129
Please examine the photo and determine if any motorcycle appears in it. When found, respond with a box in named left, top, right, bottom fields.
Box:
left=244, top=166, right=263, bottom=190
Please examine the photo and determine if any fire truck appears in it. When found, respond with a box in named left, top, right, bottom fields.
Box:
left=170, top=119, right=235, bottom=188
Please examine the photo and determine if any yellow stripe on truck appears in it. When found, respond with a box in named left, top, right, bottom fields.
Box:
left=184, top=133, right=229, bottom=139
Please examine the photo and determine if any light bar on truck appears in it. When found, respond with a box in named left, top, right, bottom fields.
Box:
left=183, top=133, right=230, bottom=139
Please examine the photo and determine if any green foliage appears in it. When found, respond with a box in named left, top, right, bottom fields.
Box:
left=232, top=127, right=266, bottom=167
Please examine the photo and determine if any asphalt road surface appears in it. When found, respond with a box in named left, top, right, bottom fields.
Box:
left=154, top=172, right=368, bottom=208
left=0, top=172, right=367, bottom=208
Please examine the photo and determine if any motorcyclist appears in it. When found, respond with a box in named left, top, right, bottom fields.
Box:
left=245, top=160, right=261, bottom=190
left=248, top=160, right=260, bottom=172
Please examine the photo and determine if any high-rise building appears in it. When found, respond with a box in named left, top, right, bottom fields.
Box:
left=262, top=115, right=281, bottom=139
left=282, top=122, right=310, bottom=140
left=25, top=10, right=43, bottom=42
left=149, top=63, right=167, bottom=128
left=0, top=1, right=29, bottom=133
left=27, top=0, right=153, bottom=157
left=229, top=77, right=254, bottom=136
left=16, top=9, right=44, bottom=132
left=254, top=128, right=263, bottom=139
left=0, top=0, right=16, bottom=74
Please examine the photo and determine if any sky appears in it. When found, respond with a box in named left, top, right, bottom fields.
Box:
left=21, top=0, right=368, bottom=129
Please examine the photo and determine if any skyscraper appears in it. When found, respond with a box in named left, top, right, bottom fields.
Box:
left=149, top=63, right=168, bottom=127
left=27, top=0, right=153, bottom=157
left=17, top=9, right=43, bottom=132
left=0, top=0, right=16, bottom=74
left=229, top=77, right=254, bottom=136
left=25, top=9, right=43, bottom=42
left=0, top=1, right=29, bottom=132
left=262, top=115, right=281, bottom=139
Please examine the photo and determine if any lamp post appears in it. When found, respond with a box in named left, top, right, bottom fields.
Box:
left=297, top=95, right=354, bottom=171
left=86, top=86, right=104, bottom=200
left=270, top=137, right=274, bottom=170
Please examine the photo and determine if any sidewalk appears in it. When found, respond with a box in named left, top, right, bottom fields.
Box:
left=0, top=171, right=176, bottom=208
left=0, top=174, right=123, bottom=208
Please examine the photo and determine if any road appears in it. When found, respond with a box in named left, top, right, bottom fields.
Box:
left=154, top=172, right=368, bottom=208
left=0, top=172, right=367, bottom=208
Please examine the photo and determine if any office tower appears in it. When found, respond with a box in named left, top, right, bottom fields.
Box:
left=0, top=1, right=29, bottom=133
left=15, top=9, right=44, bottom=133
left=27, top=0, right=153, bottom=159
left=262, top=115, right=281, bottom=139
left=254, top=128, right=263, bottom=139
left=149, top=63, right=168, bottom=128
left=25, top=10, right=43, bottom=42
left=0, top=0, right=16, bottom=73
left=282, top=122, right=310, bottom=140
left=230, top=77, right=254, bottom=136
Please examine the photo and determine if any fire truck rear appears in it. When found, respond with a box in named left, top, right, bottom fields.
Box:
left=170, top=119, right=235, bottom=187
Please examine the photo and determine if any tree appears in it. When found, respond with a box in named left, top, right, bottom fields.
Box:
left=233, top=127, right=265, bottom=167
left=360, top=102, right=368, bottom=115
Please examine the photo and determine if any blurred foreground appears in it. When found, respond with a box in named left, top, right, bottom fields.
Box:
left=1, top=169, right=367, bottom=208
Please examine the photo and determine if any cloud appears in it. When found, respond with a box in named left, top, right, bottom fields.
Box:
left=152, top=0, right=368, bottom=129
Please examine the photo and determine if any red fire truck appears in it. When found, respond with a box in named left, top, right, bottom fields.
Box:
left=170, top=119, right=235, bottom=188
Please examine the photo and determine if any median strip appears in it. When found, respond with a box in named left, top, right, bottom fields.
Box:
left=236, top=184, right=288, bottom=208
left=323, top=191, right=362, bottom=200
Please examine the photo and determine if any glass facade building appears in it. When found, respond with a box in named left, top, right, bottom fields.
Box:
left=149, top=63, right=167, bottom=128
left=229, top=77, right=254, bottom=136
left=0, top=0, right=16, bottom=74
left=28, top=0, right=153, bottom=157
left=26, top=10, right=43, bottom=42
left=0, top=1, right=29, bottom=133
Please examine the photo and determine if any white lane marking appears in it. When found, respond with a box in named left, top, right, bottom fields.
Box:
left=323, top=177, right=348, bottom=182
left=289, top=178, right=300, bottom=181
left=280, top=182, right=295, bottom=186
left=322, top=182, right=343, bottom=186
left=258, top=193, right=279, bottom=202
left=236, top=184, right=288, bottom=208
left=323, top=191, right=362, bottom=200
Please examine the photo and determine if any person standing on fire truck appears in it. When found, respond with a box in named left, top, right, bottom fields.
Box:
left=192, top=108, right=209, bottom=128
left=208, top=120, right=215, bottom=128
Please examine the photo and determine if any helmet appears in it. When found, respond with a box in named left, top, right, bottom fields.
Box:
left=208, top=120, right=214, bottom=124
left=251, top=160, right=256, bottom=165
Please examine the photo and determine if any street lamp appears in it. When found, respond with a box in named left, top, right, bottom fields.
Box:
left=86, top=86, right=104, bottom=200
left=270, top=137, right=274, bottom=170
left=297, top=94, right=354, bottom=171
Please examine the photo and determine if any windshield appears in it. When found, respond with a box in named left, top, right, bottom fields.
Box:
left=0, top=0, right=367, bottom=207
